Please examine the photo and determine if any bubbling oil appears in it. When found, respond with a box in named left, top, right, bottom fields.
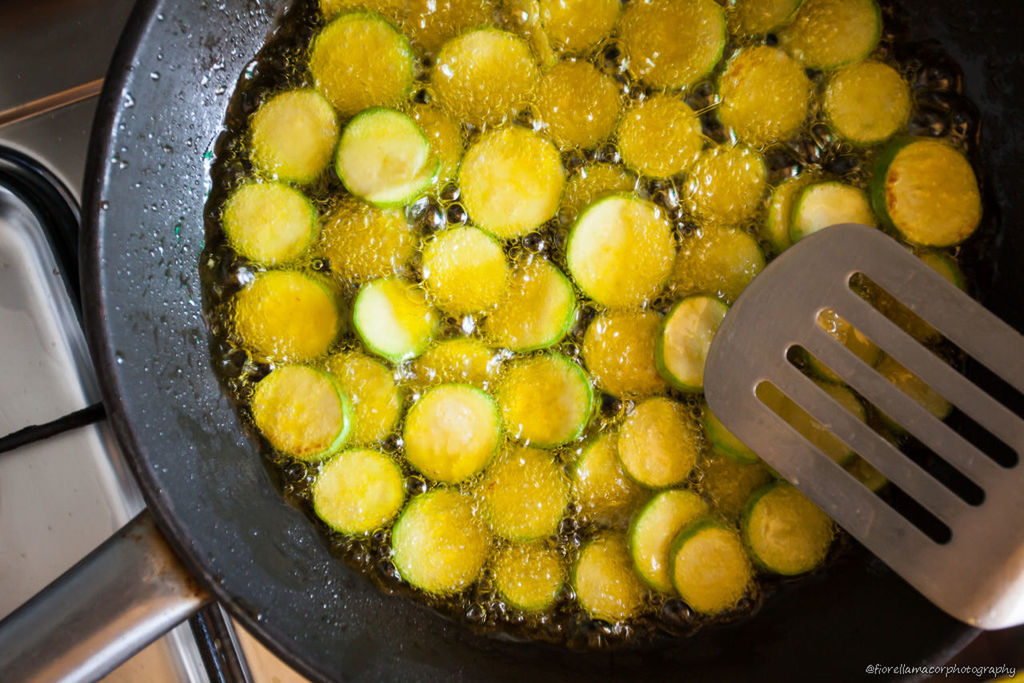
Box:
left=201, top=0, right=985, bottom=649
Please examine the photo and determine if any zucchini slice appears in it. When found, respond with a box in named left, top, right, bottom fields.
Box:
left=310, top=12, right=415, bottom=116
left=403, top=383, right=501, bottom=483
left=312, top=448, right=405, bottom=533
left=763, top=174, right=816, bottom=253
left=869, top=250, right=965, bottom=343
left=573, top=532, right=646, bottom=622
left=846, top=455, right=887, bottom=492
left=233, top=270, right=340, bottom=362
left=618, top=397, right=700, bottom=488
left=582, top=310, right=667, bottom=399
left=540, top=0, right=620, bottom=54
left=703, top=403, right=759, bottom=464
left=222, top=182, right=318, bottom=265
left=718, top=46, right=811, bottom=147
left=617, top=94, right=704, bottom=178
left=571, top=432, right=645, bottom=526
left=421, top=227, right=510, bottom=314
left=410, top=104, right=464, bottom=182
left=403, top=0, right=498, bottom=53
left=477, top=446, right=569, bottom=541
left=757, top=380, right=864, bottom=466
left=790, top=181, right=875, bottom=243
left=392, top=488, right=491, bottom=595
left=743, top=481, right=834, bottom=575
left=619, top=0, right=726, bottom=90
left=670, top=519, right=753, bottom=615
left=629, top=489, right=709, bottom=593
left=320, top=199, right=415, bottom=283
left=779, top=0, right=881, bottom=70
left=535, top=60, right=621, bottom=150
left=685, top=145, right=767, bottom=227
left=482, top=257, right=576, bottom=352
left=459, top=126, right=565, bottom=240
left=410, top=338, right=497, bottom=390
left=870, top=139, right=982, bottom=247
left=251, top=365, right=352, bottom=461
left=335, top=108, right=438, bottom=207
left=353, top=278, right=439, bottom=363
left=730, top=0, right=803, bottom=35
left=492, top=542, right=566, bottom=612
left=325, top=351, right=404, bottom=446
left=566, top=195, right=676, bottom=309
left=824, top=61, right=911, bottom=145
left=670, top=226, right=766, bottom=305
left=562, top=163, right=638, bottom=216
left=807, top=308, right=881, bottom=382
left=656, top=295, right=729, bottom=392
left=697, top=451, right=775, bottom=520
left=432, top=29, right=540, bottom=128
left=250, top=89, right=339, bottom=184
left=875, top=353, right=952, bottom=424
left=496, top=353, right=593, bottom=448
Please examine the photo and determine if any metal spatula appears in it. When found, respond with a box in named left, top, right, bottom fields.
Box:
left=704, top=222, right=1024, bottom=630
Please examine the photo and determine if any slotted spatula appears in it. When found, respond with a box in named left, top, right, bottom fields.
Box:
left=704, top=222, right=1024, bottom=630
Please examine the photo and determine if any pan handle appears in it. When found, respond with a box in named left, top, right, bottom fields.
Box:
left=0, top=510, right=212, bottom=681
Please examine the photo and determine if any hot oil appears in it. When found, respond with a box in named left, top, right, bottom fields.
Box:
left=201, top=0, right=986, bottom=650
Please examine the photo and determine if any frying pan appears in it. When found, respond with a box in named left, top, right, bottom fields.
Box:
left=4, top=0, right=1024, bottom=679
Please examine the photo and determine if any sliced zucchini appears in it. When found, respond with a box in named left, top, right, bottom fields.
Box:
left=790, top=181, right=875, bottom=243
left=656, top=295, right=729, bottom=392
left=432, top=29, right=539, bottom=128
left=562, top=163, right=637, bottom=216
left=320, top=199, right=415, bottom=283
left=919, top=251, right=966, bottom=290
left=697, top=451, right=775, bottom=520
left=312, top=448, right=405, bottom=533
left=477, top=446, right=569, bottom=541
left=779, top=0, right=881, bottom=70
left=618, top=397, right=700, bottom=488
left=704, top=403, right=759, bottom=464
left=870, top=139, right=982, bottom=247
left=335, top=108, right=438, bottom=207
left=619, top=0, right=726, bottom=90
left=743, top=481, right=835, bottom=575
left=310, top=12, right=415, bottom=116
left=421, top=227, right=510, bottom=314
left=391, top=488, right=491, bottom=595
left=876, top=353, right=952, bottom=424
left=222, top=182, right=317, bottom=265
left=496, top=353, right=593, bottom=448
left=845, top=455, right=888, bottom=492
left=730, top=0, right=803, bottom=35
left=573, top=532, right=646, bottom=622
left=410, top=338, right=497, bottom=389
left=756, top=380, right=865, bottom=466
left=492, top=542, right=566, bottom=612
left=685, top=145, right=767, bottom=227
left=251, top=365, right=352, bottom=461
left=566, top=195, right=676, bottom=309
left=325, top=351, right=403, bottom=446
left=718, top=46, right=811, bottom=147
left=403, top=383, right=500, bottom=482
left=670, top=519, right=753, bottom=615
left=459, top=126, right=564, bottom=239
left=540, top=0, right=620, bottom=53
left=482, top=256, right=576, bottom=352
left=582, top=310, right=667, bottom=399
left=617, top=94, right=704, bottom=178
left=763, top=174, right=816, bottom=253
left=670, top=226, right=766, bottom=305
left=824, top=61, right=911, bottom=145
left=233, top=270, right=340, bottom=362
left=535, top=60, right=621, bottom=149
left=353, top=278, right=439, bottom=363
left=250, top=89, right=339, bottom=184
left=403, top=0, right=498, bottom=53
left=410, top=104, right=464, bottom=182
left=807, top=308, right=881, bottom=382
left=629, top=489, right=708, bottom=593
left=571, top=432, right=645, bottom=526
left=868, top=251, right=965, bottom=344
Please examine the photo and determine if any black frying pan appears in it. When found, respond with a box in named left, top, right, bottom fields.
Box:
left=78, top=0, right=1024, bottom=680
